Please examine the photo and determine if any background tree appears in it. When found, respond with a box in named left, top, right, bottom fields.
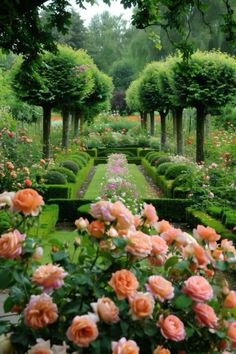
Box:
left=126, top=78, right=147, bottom=130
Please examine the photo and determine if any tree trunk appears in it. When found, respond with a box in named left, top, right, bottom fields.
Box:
left=160, top=110, right=167, bottom=151
left=150, top=111, right=155, bottom=136
left=143, top=112, right=147, bottom=131
left=205, top=113, right=211, bottom=138
left=73, top=109, right=80, bottom=139
left=140, top=111, right=144, bottom=129
left=62, top=108, right=70, bottom=148
left=175, top=107, right=184, bottom=155
left=42, top=105, right=51, bottom=159
left=172, top=109, right=177, bottom=137
left=80, top=112, right=84, bottom=133
left=196, top=105, right=206, bottom=162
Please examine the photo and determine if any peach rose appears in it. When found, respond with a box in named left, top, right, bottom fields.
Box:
left=90, top=200, right=115, bottom=221
left=158, top=314, right=186, bottom=342
left=145, top=275, right=174, bottom=302
left=126, top=231, right=152, bottom=258
left=112, top=337, right=140, bottom=354
left=129, top=292, right=154, bottom=320
left=0, top=229, right=25, bottom=259
left=193, top=225, right=221, bottom=246
left=142, top=203, right=158, bottom=226
left=66, top=314, right=98, bottom=347
left=0, top=191, right=15, bottom=208
left=221, top=239, right=236, bottom=257
left=155, top=220, right=172, bottom=234
left=74, top=217, right=89, bottom=230
left=227, top=321, right=236, bottom=349
left=87, top=220, right=105, bottom=238
left=151, top=235, right=168, bottom=255
left=32, top=246, right=44, bottom=260
left=148, top=254, right=166, bottom=266
left=24, top=293, right=58, bottom=329
left=182, top=275, right=213, bottom=302
left=91, top=297, right=119, bottom=323
left=153, top=345, right=171, bottom=354
left=182, top=243, right=210, bottom=268
left=12, top=188, right=44, bottom=216
left=161, top=227, right=182, bottom=244
left=32, top=264, right=68, bottom=292
left=28, top=339, right=53, bottom=354
left=224, top=291, right=236, bottom=308
left=108, top=269, right=139, bottom=299
left=111, top=201, right=134, bottom=229
left=193, top=303, right=218, bottom=328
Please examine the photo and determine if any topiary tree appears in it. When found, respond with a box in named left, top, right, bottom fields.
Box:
left=172, top=51, right=236, bottom=162
left=126, top=78, right=147, bottom=130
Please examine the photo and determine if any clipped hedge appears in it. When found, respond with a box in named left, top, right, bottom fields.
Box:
left=50, top=167, right=76, bottom=183
left=165, top=164, right=194, bottom=180
left=48, top=199, right=92, bottom=221
left=41, top=185, right=71, bottom=202
left=137, top=148, right=156, bottom=157
left=61, top=160, right=79, bottom=174
left=156, top=156, right=171, bottom=167
left=157, top=162, right=175, bottom=175
left=44, top=171, right=67, bottom=185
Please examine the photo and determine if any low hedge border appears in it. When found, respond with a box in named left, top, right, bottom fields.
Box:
left=137, top=148, right=157, bottom=157
left=28, top=204, right=59, bottom=238
left=97, top=147, right=139, bottom=157
left=48, top=199, right=92, bottom=221
left=186, top=207, right=235, bottom=241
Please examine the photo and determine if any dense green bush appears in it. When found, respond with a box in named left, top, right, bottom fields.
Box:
left=149, top=153, right=166, bottom=166
left=156, top=162, right=175, bottom=175
left=44, top=171, right=67, bottom=185
left=146, top=152, right=159, bottom=162
left=165, top=164, right=194, bottom=180
left=61, top=160, right=79, bottom=174
left=155, top=156, right=171, bottom=167
left=171, top=174, right=192, bottom=191
left=0, top=210, right=11, bottom=234
left=50, top=167, right=76, bottom=183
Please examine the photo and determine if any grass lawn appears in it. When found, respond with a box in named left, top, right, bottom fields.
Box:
left=83, top=164, right=159, bottom=200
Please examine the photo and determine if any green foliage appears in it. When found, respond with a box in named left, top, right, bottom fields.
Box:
left=165, top=164, right=194, bottom=180
left=110, top=60, right=135, bottom=90
left=44, top=170, right=67, bottom=185
left=155, top=156, right=171, bottom=167
left=61, top=160, right=79, bottom=175
left=49, top=167, right=76, bottom=183
left=214, top=105, right=236, bottom=130
left=156, top=162, right=175, bottom=176
left=41, top=185, right=70, bottom=202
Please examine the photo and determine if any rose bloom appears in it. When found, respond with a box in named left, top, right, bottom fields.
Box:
left=90, top=200, right=115, bottom=221
left=182, top=275, right=213, bottom=302
left=153, top=345, right=171, bottom=354
left=12, top=188, right=44, bottom=216
left=0, top=191, right=15, bottom=208
left=227, top=321, right=236, bottom=349
left=0, top=229, right=25, bottom=259
left=24, top=293, right=58, bottom=329
left=182, top=243, right=210, bottom=268
left=151, top=235, right=168, bottom=255
left=142, top=203, right=158, bottom=226
left=193, top=303, right=218, bottom=328
left=28, top=338, right=53, bottom=354
left=155, top=220, right=172, bottom=234
left=91, top=297, right=119, bottom=323
left=224, top=291, right=236, bottom=308
left=111, top=201, right=134, bottom=229
left=107, top=226, right=119, bottom=237
left=87, top=220, right=105, bottom=238
left=74, top=217, right=89, bottom=230
left=112, top=337, right=140, bottom=354
left=66, top=314, right=98, bottom=347
left=146, top=275, right=174, bottom=302
left=32, top=264, right=68, bottom=291
left=161, top=227, right=182, bottom=244
left=193, top=225, right=221, bottom=244
left=158, top=314, right=186, bottom=342
left=129, top=292, right=154, bottom=320
left=221, top=239, right=236, bottom=256
left=148, top=254, right=166, bottom=266
left=126, top=231, right=152, bottom=258
left=32, top=246, right=44, bottom=260
left=24, top=179, right=32, bottom=187
left=108, top=269, right=139, bottom=300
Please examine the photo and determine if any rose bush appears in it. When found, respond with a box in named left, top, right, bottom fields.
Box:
left=0, top=189, right=235, bottom=353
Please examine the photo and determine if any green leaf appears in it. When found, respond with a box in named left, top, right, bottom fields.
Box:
left=4, top=297, right=14, bottom=313
left=215, top=260, right=227, bottom=271
left=143, top=324, right=157, bottom=336
left=51, top=251, right=68, bottom=262
left=164, top=256, right=179, bottom=270
left=0, top=270, right=13, bottom=289
left=186, top=326, right=194, bottom=338
left=0, top=321, right=10, bottom=335
left=112, top=237, right=127, bottom=248
left=174, top=294, right=193, bottom=309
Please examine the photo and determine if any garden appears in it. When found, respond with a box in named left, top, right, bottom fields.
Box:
left=0, top=1, right=236, bottom=353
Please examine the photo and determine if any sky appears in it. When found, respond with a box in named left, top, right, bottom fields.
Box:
left=69, top=0, right=133, bottom=26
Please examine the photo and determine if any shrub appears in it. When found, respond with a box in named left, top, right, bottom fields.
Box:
left=146, top=152, right=159, bottom=162
left=149, top=137, right=160, bottom=149
left=171, top=174, right=192, bottom=191
left=165, top=164, right=194, bottom=180
left=49, top=167, right=76, bottom=183
left=0, top=210, right=11, bottom=234
left=155, top=156, right=171, bottom=167
left=61, top=160, right=79, bottom=174
left=156, top=162, right=175, bottom=175
left=149, top=153, right=166, bottom=166
left=44, top=171, right=67, bottom=185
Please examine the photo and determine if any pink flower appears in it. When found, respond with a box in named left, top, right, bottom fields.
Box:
left=145, top=275, right=174, bottom=302
left=90, top=200, right=115, bottom=221
left=151, top=235, right=168, bottom=255
left=28, top=339, right=69, bottom=354
left=227, top=321, right=236, bottom=349
left=32, top=264, right=67, bottom=292
left=108, top=269, right=139, bottom=300
left=153, top=346, right=170, bottom=354
left=182, top=275, right=213, bottom=302
left=0, top=229, right=25, bottom=259
left=158, top=315, right=186, bottom=342
left=193, top=303, right=218, bottom=328
left=74, top=217, right=89, bottom=230
left=112, top=337, right=140, bottom=354
left=161, top=227, right=182, bottom=244
left=111, top=201, right=134, bottom=229
left=126, top=231, right=152, bottom=258
left=129, top=292, right=154, bottom=320
left=155, top=220, right=172, bottom=234
left=142, top=203, right=158, bottom=226
left=193, top=225, right=221, bottom=247
left=12, top=188, right=44, bottom=216
left=0, top=191, right=15, bottom=208
left=66, top=314, right=98, bottom=347
left=91, top=297, right=119, bottom=323
left=182, top=243, right=210, bottom=268
left=224, top=291, right=236, bottom=308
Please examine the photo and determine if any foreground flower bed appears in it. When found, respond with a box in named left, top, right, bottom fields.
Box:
left=0, top=189, right=236, bottom=353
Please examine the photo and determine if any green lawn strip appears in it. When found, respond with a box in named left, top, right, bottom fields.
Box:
left=83, top=164, right=106, bottom=199
left=83, top=163, right=158, bottom=200
left=41, top=229, right=78, bottom=263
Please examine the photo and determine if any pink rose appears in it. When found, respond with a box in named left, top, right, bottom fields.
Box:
left=74, top=217, right=89, bottom=230
left=108, top=269, right=139, bottom=300
left=158, top=314, right=185, bottom=342
left=224, top=291, right=236, bottom=308
left=126, top=231, right=152, bottom=258
left=155, top=220, right=171, bottom=234
left=32, top=264, right=67, bottom=292
left=87, top=220, right=105, bottom=238
left=193, top=225, right=220, bottom=249
left=142, top=203, right=158, bottom=226
left=153, top=346, right=170, bottom=354
left=112, top=337, right=140, bottom=354
left=193, top=303, right=218, bottom=328
left=129, top=292, right=154, bottom=320
left=145, top=275, right=174, bottom=302
left=151, top=235, right=168, bottom=255
left=12, top=188, right=44, bottom=216
left=111, top=201, right=134, bottom=229
left=66, top=314, right=98, bottom=347
left=90, top=200, right=115, bottom=221
left=0, top=229, right=25, bottom=259
left=161, top=227, right=182, bottom=244
left=227, top=321, right=236, bottom=349
left=182, top=275, right=213, bottom=302
left=91, top=297, right=119, bottom=323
